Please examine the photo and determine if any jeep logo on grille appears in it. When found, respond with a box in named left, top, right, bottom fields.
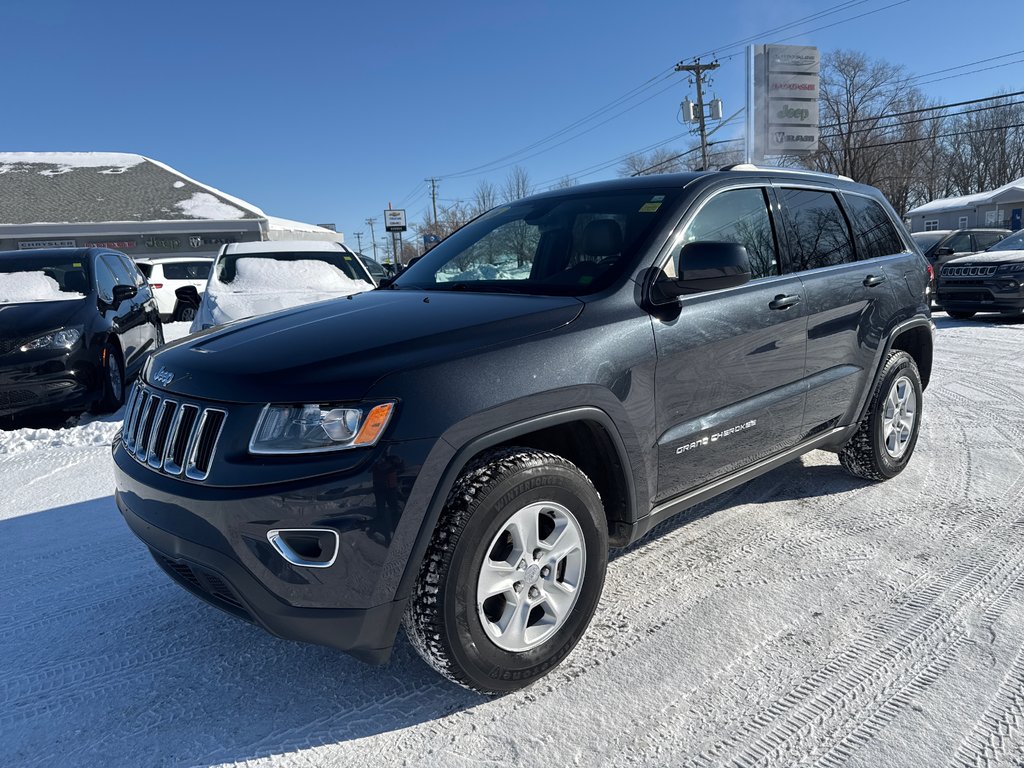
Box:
left=153, top=367, right=174, bottom=386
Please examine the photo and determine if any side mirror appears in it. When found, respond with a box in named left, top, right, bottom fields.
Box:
left=111, top=284, right=138, bottom=306
left=174, top=285, right=201, bottom=308
left=657, top=241, right=752, bottom=299
left=934, top=246, right=955, bottom=257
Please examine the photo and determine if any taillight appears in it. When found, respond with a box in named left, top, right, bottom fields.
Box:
left=926, top=264, right=934, bottom=282
left=149, top=283, right=163, bottom=289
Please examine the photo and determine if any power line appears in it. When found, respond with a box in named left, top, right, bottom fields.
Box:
left=817, top=98, right=1024, bottom=141
left=831, top=121, right=1024, bottom=152
left=631, top=138, right=746, bottom=176
left=914, top=57, right=1024, bottom=87
left=901, top=49, right=1024, bottom=84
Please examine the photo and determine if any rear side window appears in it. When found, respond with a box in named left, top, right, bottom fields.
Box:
left=163, top=261, right=212, bottom=280
left=778, top=188, right=855, bottom=271
left=844, top=195, right=906, bottom=260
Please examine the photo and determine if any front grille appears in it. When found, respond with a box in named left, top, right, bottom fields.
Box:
left=941, top=264, right=997, bottom=277
left=122, top=383, right=227, bottom=481
left=151, top=551, right=252, bottom=621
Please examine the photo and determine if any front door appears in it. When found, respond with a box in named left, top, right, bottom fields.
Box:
left=652, top=185, right=808, bottom=502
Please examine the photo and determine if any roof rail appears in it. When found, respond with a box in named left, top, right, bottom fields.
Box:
left=718, top=163, right=854, bottom=183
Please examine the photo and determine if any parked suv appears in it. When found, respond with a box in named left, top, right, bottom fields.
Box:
left=936, top=228, right=1024, bottom=319
left=135, top=257, right=213, bottom=322
left=113, top=169, right=932, bottom=693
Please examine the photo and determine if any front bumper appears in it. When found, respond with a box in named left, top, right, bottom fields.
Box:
left=936, top=277, right=1024, bottom=313
left=113, top=434, right=439, bottom=662
left=0, top=347, right=98, bottom=418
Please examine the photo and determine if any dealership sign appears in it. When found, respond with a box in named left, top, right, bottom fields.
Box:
left=384, top=209, right=407, bottom=232
left=749, top=44, right=820, bottom=160
left=18, top=239, right=75, bottom=249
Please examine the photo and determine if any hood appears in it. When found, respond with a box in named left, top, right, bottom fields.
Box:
left=0, top=299, right=88, bottom=351
left=945, top=249, right=1024, bottom=266
left=149, top=289, right=583, bottom=403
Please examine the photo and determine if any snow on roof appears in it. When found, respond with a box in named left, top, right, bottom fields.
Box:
left=906, top=177, right=1024, bottom=216
left=175, top=192, right=248, bottom=220
left=0, top=152, right=144, bottom=174
left=224, top=240, right=345, bottom=254
left=266, top=216, right=339, bottom=234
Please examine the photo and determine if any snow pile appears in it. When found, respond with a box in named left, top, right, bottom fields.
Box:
left=439, top=263, right=532, bottom=282
left=174, top=192, right=247, bottom=220
left=0, top=410, right=123, bottom=455
left=195, top=257, right=373, bottom=329
left=0, top=271, right=86, bottom=303
left=163, top=322, right=193, bottom=343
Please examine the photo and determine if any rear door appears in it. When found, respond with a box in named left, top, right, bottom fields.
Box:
left=775, top=186, right=902, bottom=436
left=652, top=184, right=808, bottom=501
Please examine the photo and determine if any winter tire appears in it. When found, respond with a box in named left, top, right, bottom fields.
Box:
left=95, top=342, right=125, bottom=414
left=946, top=311, right=975, bottom=320
left=839, top=350, right=923, bottom=481
left=404, top=447, right=608, bottom=694
left=175, top=305, right=197, bottom=323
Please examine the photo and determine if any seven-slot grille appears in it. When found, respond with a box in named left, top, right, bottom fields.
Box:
left=941, top=264, right=997, bottom=277
left=122, top=384, right=226, bottom=481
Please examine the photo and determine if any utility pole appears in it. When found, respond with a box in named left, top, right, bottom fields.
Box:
left=426, top=178, right=439, bottom=228
left=676, top=58, right=720, bottom=171
left=365, top=217, right=378, bottom=260
left=353, top=231, right=364, bottom=254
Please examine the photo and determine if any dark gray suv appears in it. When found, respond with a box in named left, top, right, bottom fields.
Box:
left=113, top=168, right=933, bottom=693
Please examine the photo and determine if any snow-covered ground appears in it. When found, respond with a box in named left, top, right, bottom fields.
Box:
left=3, top=315, right=1024, bottom=767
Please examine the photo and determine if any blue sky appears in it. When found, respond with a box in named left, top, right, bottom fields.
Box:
left=3, top=0, right=1023, bottom=250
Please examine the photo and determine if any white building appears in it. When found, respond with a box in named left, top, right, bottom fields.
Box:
left=905, top=177, right=1024, bottom=233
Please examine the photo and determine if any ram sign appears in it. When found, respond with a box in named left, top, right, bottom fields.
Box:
left=748, top=44, right=820, bottom=161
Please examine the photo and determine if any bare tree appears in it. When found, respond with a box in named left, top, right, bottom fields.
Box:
left=551, top=175, right=579, bottom=189
left=472, top=180, right=498, bottom=215
left=501, top=165, right=534, bottom=202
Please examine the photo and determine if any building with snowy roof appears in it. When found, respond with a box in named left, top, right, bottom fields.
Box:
left=0, top=152, right=342, bottom=259
left=904, top=177, right=1024, bottom=233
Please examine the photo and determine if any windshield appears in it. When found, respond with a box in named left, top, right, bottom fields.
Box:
left=0, top=256, right=91, bottom=303
left=393, top=189, right=680, bottom=295
left=214, top=250, right=371, bottom=290
left=910, top=232, right=946, bottom=251
left=987, top=230, right=1024, bottom=251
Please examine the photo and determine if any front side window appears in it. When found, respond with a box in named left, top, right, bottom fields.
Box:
left=778, top=188, right=855, bottom=271
left=845, top=195, right=906, bottom=260
left=944, top=232, right=973, bottom=253
left=102, top=254, right=135, bottom=287
left=95, top=260, right=116, bottom=303
left=672, top=187, right=778, bottom=280
left=394, top=189, right=680, bottom=296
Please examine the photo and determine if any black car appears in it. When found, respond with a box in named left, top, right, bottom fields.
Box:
left=113, top=169, right=932, bottom=693
left=0, top=248, right=163, bottom=421
left=911, top=228, right=1011, bottom=270
left=357, top=254, right=388, bottom=283
left=936, top=228, right=1024, bottom=319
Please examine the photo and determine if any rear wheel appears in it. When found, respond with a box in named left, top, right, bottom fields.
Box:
left=404, top=447, right=608, bottom=694
left=946, top=310, right=976, bottom=320
left=94, top=342, right=125, bottom=414
left=174, top=305, right=197, bottom=323
left=839, top=350, right=923, bottom=481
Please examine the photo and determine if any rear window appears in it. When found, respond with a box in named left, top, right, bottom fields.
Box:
left=844, top=195, right=906, bottom=260
left=215, top=250, right=370, bottom=287
left=163, top=261, right=212, bottom=280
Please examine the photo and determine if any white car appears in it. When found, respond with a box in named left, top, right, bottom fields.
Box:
left=189, top=241, right=376, bottom=332
left=135, top=257, right=213, bottom=322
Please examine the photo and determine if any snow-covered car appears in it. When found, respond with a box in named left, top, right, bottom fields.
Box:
left=135, top=257, right=213, bottom=322
left=189, top=241, right=375, bottom=332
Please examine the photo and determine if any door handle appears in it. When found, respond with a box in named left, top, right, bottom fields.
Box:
left=769, top=293, right=801, bottom=310
left=863, top=274, right=888, bottom=287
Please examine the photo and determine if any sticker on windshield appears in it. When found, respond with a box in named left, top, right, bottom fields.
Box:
left=639, top=202, right=662, bottom=213
left=72, top=262, right=82, bottom=267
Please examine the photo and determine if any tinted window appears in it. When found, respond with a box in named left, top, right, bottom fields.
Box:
left=677, top=187, right=778, bottom=279
left=102, top=254, right=135, bottom=286
left=944, top=233, right=973, bottom=254
left=163, top=261, right=212, bottom=280
left=136, top=263, right=153, bottom=279
left=974, top=232, right=1008, bottom=250
left=845, top=195, right=906, bottom=260
left=779, top=188, right=855, bottom=271
left=95, top=259, right=116, bottom=303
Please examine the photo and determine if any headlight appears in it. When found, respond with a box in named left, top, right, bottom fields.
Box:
left=996, top=262, right=1024, bottom=273
left=249, top=401, right=395, bottom=454
left=20, top=327, right=82, bottom=352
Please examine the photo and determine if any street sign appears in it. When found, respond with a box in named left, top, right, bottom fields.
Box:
left=384, top=209, right=407, bottom=232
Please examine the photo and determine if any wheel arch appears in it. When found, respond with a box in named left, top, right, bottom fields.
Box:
left=395, top=407, right=638, bottom=602
left=887, top=320, right=933, bottom=390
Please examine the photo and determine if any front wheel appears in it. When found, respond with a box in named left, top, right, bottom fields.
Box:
left=839, top=350, right=923, bottom=481
left=404, top=447, right=608, bottom=694
left=94, top=342, right=125, bottom=414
